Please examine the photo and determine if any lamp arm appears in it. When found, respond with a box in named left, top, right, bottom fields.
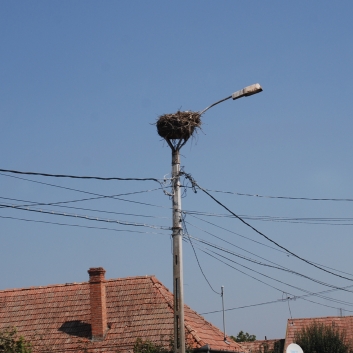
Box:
left=199, top=95, right=232, bottom=115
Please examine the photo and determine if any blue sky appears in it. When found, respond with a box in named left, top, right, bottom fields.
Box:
left=1, top=1, right=353, bottom=340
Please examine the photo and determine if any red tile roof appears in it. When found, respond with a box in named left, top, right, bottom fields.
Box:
left=0, top=274, right=245, bottom=353
left=284, top=316, right=353, bottom=351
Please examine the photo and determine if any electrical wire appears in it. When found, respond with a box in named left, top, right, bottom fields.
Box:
left=181, top=215, right=220, bottom=295
left=0, top=215, right=167, bottom=236
left=0, top=203, right=170, bottom=231
left=200, top=298, right=292, bottom=314
left=200, top=289, right=353, bottom=315
left=185, top=219, right=290, bottom=264
left=204, top=189, right=353, bottom=202
left=0, top=194, right=169, bottom=219
left=185, top=213, right=286, bottom=254
left=189, top=237, right=353, bottom=297
left=187, top=234, right=353, bottom=293
left=184, top=215, right=353, bottom=278
left=184, top=219, right=302, bottom=276
left=184, top=210, right=353, bottom=226
left=182, top=171, right=353, bottom=282
left=9, top=204, right=349, bottom=315
left=0, top=173, right=170, bottom=209
left=0, top=168, right=165, bottom=184
left=0, top=172, right=107, bottom=196
left=181, top=236, right=353, bottom=309
left=196, top=247, right=353, bottom=312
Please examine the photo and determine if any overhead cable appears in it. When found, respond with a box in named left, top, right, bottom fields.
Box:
left=0, top=168, right=164, bottom=184
left=185, top=213, right=285, bottom=254
left=0, top=215, right=167, bottom=236
left=181, top=215, right=220, bottom=295
left=192, top=237, right=353, bottom=293
left=0, top=173, right=169, bottom=209
left=0, top=203, right=170, bottom=231
left=200, top=294, right=353, bottom=315
left=0, top=196, right=168, bottom=219
left=188, top=235, right=353, bottom=291
left=182, top=171, right=353, bottom=282
left=185, top=210, right=353, bottom=226
left=198, top=247, right=353, bottom=310
left=185, top=215, right=353, bottom=277
left=185, top=236, right=353, bottom=308
left=203, top=189, right=353, bottom=202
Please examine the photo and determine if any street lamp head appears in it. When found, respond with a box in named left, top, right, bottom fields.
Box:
left=231, top=83, right=263, bottom=100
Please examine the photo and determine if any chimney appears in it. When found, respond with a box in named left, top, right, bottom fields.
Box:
left=88, top=267, right=107, bottom=341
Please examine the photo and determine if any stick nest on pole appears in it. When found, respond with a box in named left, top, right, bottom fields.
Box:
left=156, top=111, right=202, bottom=141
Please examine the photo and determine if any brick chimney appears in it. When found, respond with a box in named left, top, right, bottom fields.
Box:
left=88, top=267, right=108, bottom=341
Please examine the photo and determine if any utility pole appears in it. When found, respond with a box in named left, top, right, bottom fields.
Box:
left=157, top=112, right=197, bottom=353
left=172, top=148, right=185, bottom=353
left=221, top=286, right=227, bottom=341
left=156, top=83, right=262, bottom=353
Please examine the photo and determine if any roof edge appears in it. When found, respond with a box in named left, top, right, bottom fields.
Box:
left=0, top=274, right=156, bottom=293
left=287, top=315, right=353, bottom=322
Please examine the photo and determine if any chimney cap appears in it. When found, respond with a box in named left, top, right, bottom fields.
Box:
left=88, top=267, right=106, bottom=277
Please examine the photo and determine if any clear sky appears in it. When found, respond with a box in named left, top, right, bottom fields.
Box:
left=1, top=1, right=353, bottom=340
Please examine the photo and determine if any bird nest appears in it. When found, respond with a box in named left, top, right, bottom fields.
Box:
left=156, top=111, right=202, bottom=141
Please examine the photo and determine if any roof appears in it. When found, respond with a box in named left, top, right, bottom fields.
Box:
left=284, top=316, right=353, bottom=351
left=0, top=274, right=245, bottom=353
left=240, top=339, right=284, bottom=353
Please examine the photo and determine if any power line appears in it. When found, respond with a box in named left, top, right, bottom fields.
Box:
left=185, top=220, right=301, bottom=275
left=0, top=173, right=170, bottom=209
left=1, top=198, right=168, bottom=219
left=0, top=203, right=170, bottom=231
left=200, top=292, right=353, bottom=315
left=186, top=237, right=353, bottom=306
left=185, top=210, right=353, bottom=226
left=190, top=236, right=353, bottom=295
left=0, top=168, right=165, bottom=184
left=0, top=172, right=110, bottom=197
left=182, top=171, right=353, bottom=283
left=0, top=193, right=169, bottom=218
left=185, top=213, right=286, bottom=254
left=203, top=189, right=353, bottom=202
left=7, top=168, right=353, bottom=202
left=197, top=248, right=353, bottom=312
left=190, top=235, right=348, bottom=291
left=181, top=215, right=220, bottom=295
left=201, top=298, right=291, bottom=314
left=184, top=220, right=289, bottom=269
left=0, top=215, right=167, bottom=236
left=185, top=215, right=353, bottom=278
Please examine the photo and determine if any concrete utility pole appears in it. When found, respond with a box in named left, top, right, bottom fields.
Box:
left=221, top=286, right=226, bottom=341
left=156, top=83, right=262, bottom=353
left=172, top=148, right=185, bottom=353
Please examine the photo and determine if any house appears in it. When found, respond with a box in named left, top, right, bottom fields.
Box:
left=240, top=339, right=284, bottom=353
left=284, top=316, right=353, bottom=351
left=0, top=267, right=245, bottom=353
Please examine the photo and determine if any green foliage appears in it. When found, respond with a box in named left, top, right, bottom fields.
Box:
left=294, top=321, right=353, bottom=353
left=231, top=330, right=256, bottom=342
left=133, top=338, right=169, bottom=353
left=133, top=337, right=194, bottom=353
left=0, top=327, right=32, bottom=353
left=254, top=340, right=284, bottom=353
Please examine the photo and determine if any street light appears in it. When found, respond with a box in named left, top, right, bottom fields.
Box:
left=157, top=83, right=262, bottom=353
left=199, top=83, right=263, bottom=115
